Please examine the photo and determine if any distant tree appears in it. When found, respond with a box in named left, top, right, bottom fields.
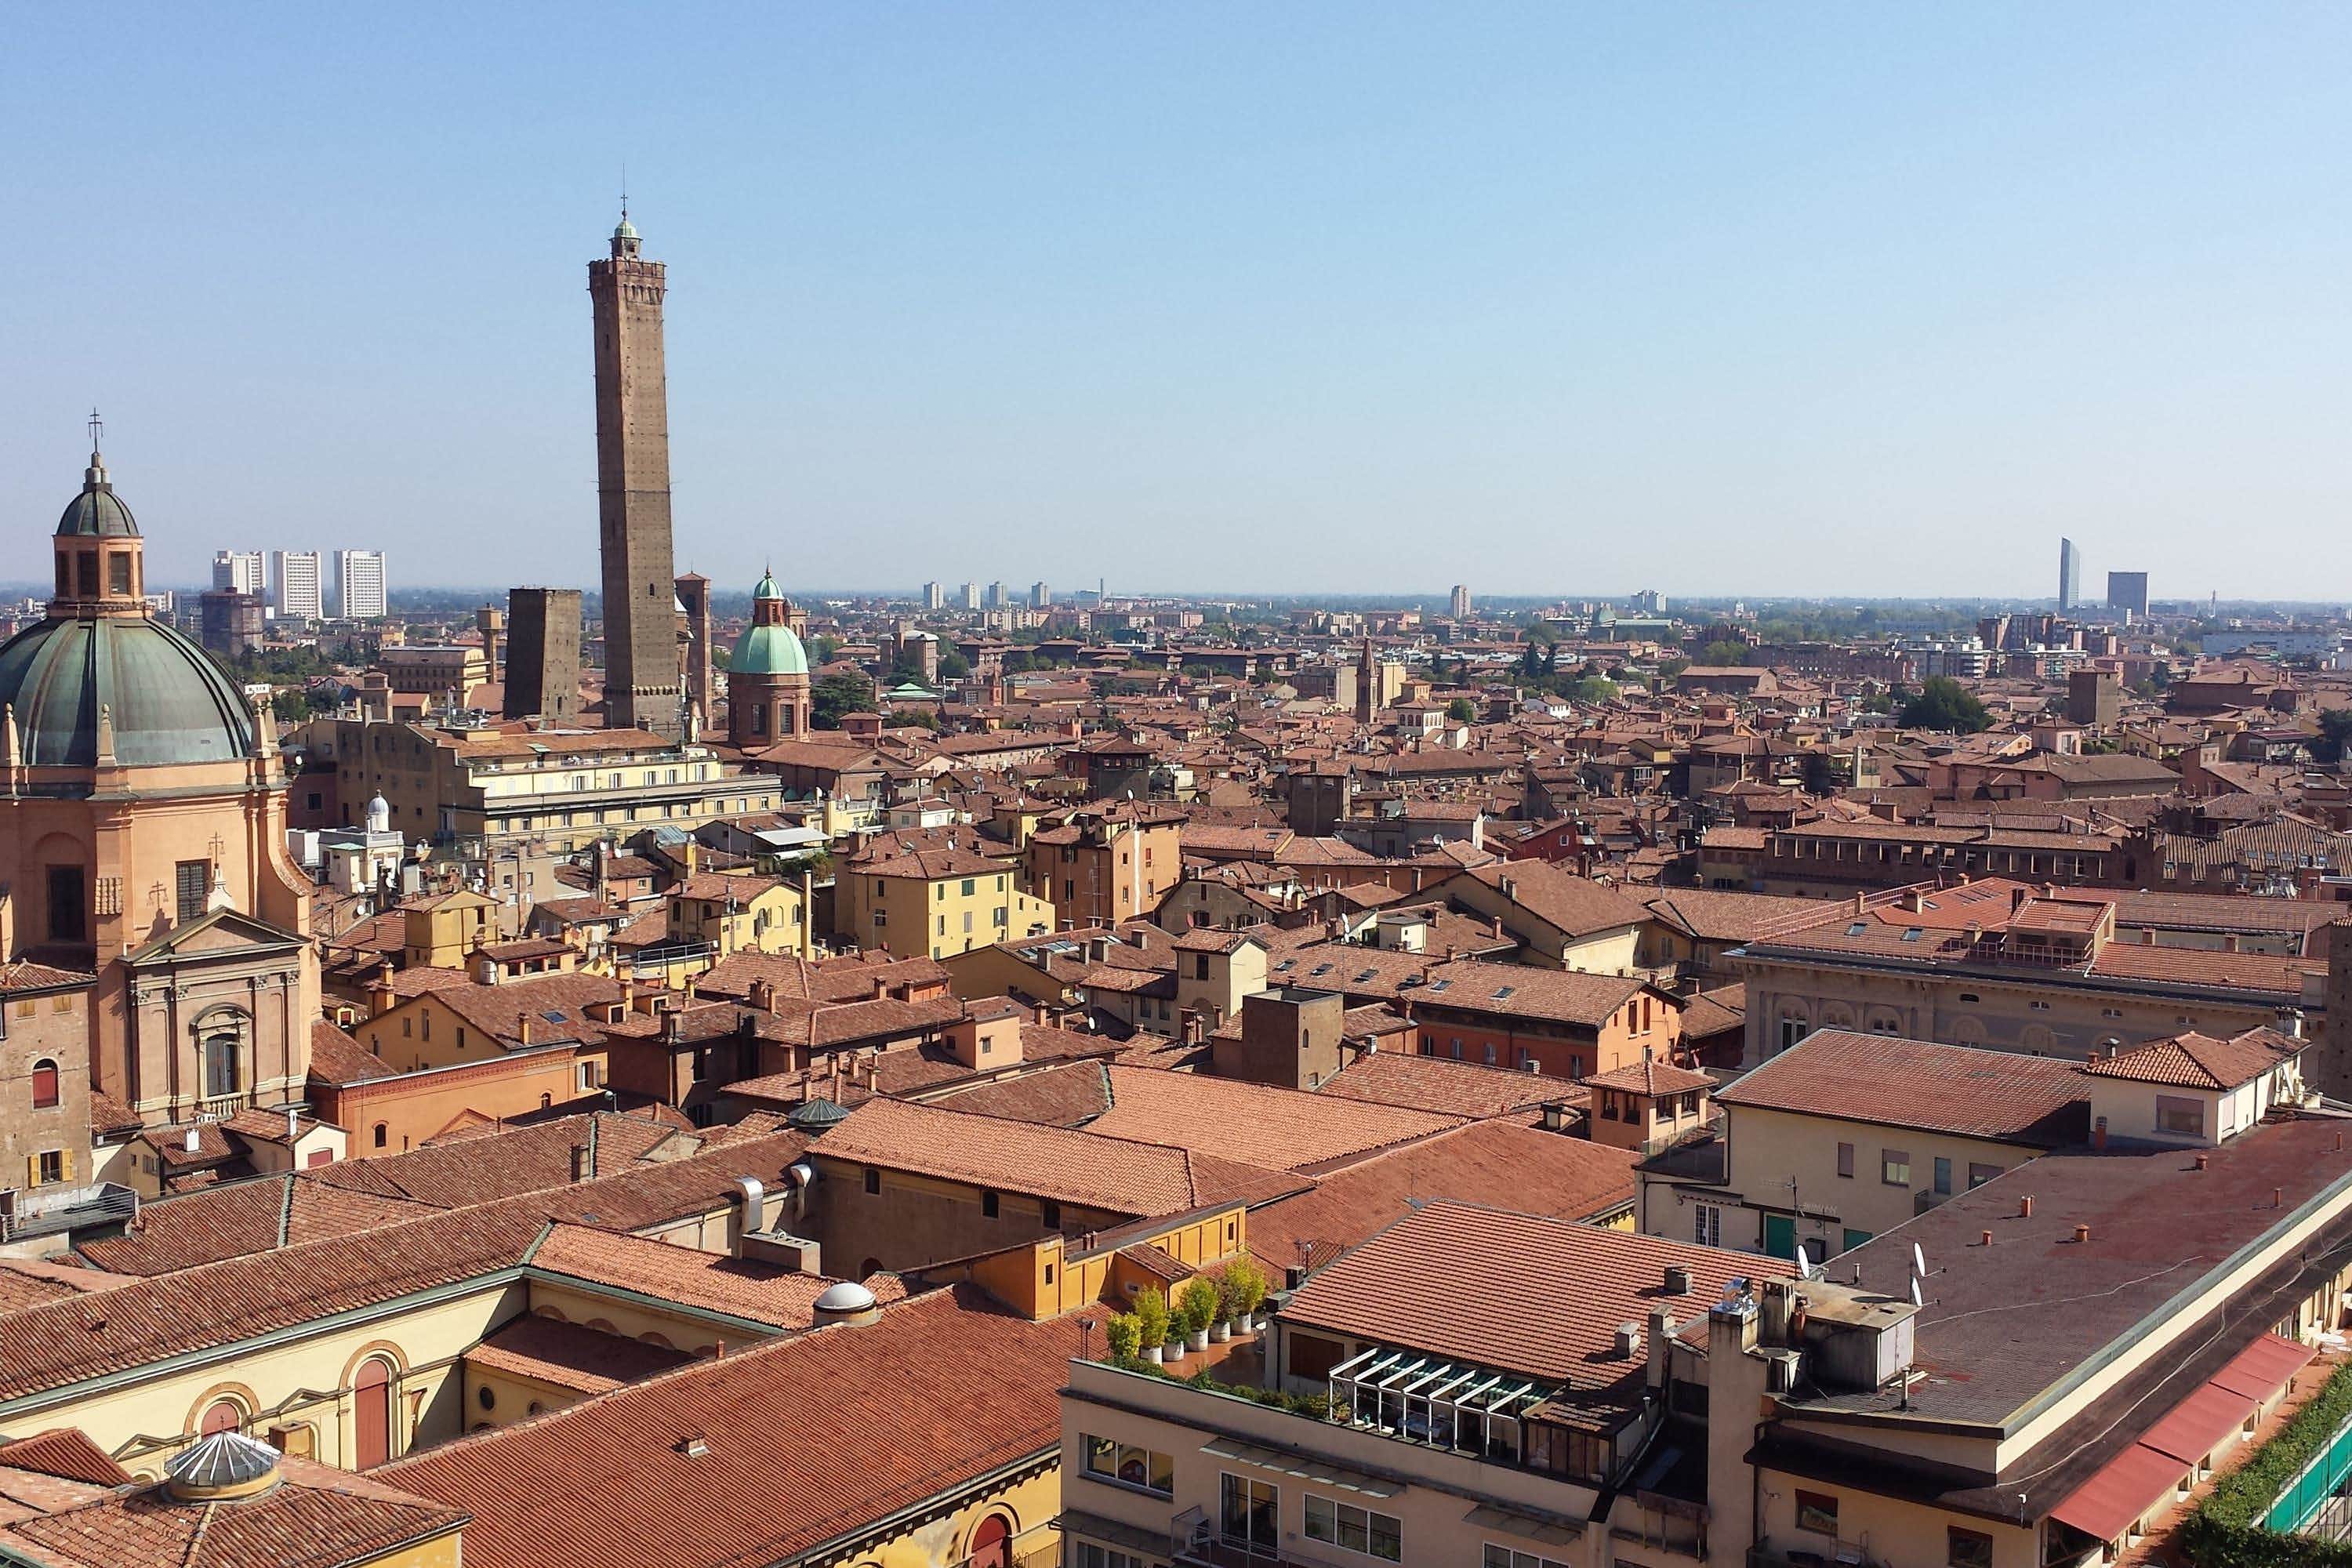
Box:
left=936, top=648, right=971, bottom=679
left=809, top=634, right=841, bottom=666
left=1446, top=697, right=1476, bottom=723
left=1566, top=676, right=1620, bottom=706
left=1541, top=644, right=1561, bottom=677
left=2316, top=710, right=2352, bottom=764
left=1700, top=641, right=1748, bottom=668
left=811, top=672, right=872, bottom=731
left=1899, top=676, right=1991, bottom=734
left=1655, top=658, right=1690, bottom=681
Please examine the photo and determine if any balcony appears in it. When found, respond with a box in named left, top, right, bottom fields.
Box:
left=1, top=1181, right=137, bottom=1244
left=1171, top=1508, right=1355, bottom=1568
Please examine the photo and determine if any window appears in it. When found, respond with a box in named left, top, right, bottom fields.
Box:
left=1778, top=1015, right=1808, bottom=1052
left=1484, top=1548, right=1572, bottom=1568
left=175, top=860, right=211, bottom=924
left=372, top=1123, right=388, bottom=1149
left=1947, top=1527, right=1994, bottom=1568
left=1083, top=1435, right=1173, bottom=1497
left=1795, top=1490, right=1839, bottom=1535
left=2156, top=1095, right=2205, bottom=1137
left=34, top=1149, right=64, bottom=1185
left=45, top=866, right=85, bottom=943
left=1074, top=1546, right=1145, bottom=1568
left=202, top=1033, right=241, bottom=1100
left=29, top=1059, right=57, bottom=1110
left=1933, top=1156, right=1953, bottom=1196
left=1968, top=1162, right=2001, bottom=1188
left=1881, top=1149, right=1911, bottom=1187
left=863, top=1166, right=880, bottom=1195
left=1693, top=1203, right=1722, bottom=1248
left=1305, top=1496, right=1400, bottom=1562
left=1220, top=1475, right=1278, bottom=1554
left=982, top=1190, right=1000, bottom=1218
left=1836, top=1142, right=1854, bottom=1178
left=961, top=878, right=975, bottom=897
left=1041, top=1200, right=1061, bottom=1229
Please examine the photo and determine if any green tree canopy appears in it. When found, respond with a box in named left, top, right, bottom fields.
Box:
left=811, top=672, right=872, bottom=731
left=1445, top=697, right=1476, bottom=723
left=1699, top=641, right=1748, bottom=667
left=1899, top=676, right=1991, bottom=734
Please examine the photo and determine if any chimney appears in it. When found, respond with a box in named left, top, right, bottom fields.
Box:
left=1980, top=1229, right=1994, bottom=1247
left=2092, top=1116, right=2107, bottom=1151
left=570, top=1144, right=590, bottom=1182
left=1646, top=1307, right=1675, bottom=1391
left=2194, top=1152, right=2209, bottom=1171
left=1664, top=1263, right=1693, bottom=1295
left=619, top=975, right=637, bottom=1012
left=2073, top=1224, right=2092, bottom=1243
left=750, top=978, right=775, bottom=1012
left=2018, top=1196, right=2033, bottom=1218
left=284, top=1105, right=300, bottom=1141
left=1613, top=1321, right=1642, bottom=1359
left=1540, top=1102, right=1566, bottom=1133
left=517, top=1012, right=533, bottom=1046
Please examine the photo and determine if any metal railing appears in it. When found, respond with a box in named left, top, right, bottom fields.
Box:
left=1, top=1182, right=137, bottom=1243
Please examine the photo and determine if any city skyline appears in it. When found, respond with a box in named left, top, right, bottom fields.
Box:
left=9, top=5, right=2352, bottom=599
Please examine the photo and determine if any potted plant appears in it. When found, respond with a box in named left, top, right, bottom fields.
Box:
left=1134, top=1287, right=1171, bottom=1366
left=1177, top=1276, right=1219, bottom=1351
left=1221, top=1258, right=1269, bottom=1333
left=1105, top=1313, right=1142, bottom=1364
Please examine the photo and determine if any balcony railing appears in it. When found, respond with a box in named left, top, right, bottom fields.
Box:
left=1, top=1182, right=137, bottom=1243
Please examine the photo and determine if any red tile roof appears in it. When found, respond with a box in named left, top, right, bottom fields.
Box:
left=2079, top=1027, right=2302, bottom=1090
left=1283, top=1200, right=1787, bottom=1392
left=381, top=1287, right=1103, bottom=1568
left=1086, top=1065, right=1462, bottom=1172
left=1715, top=1030, right=2089, bottom=1145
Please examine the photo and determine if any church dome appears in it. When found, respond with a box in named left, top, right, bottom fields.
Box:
left=0, top=615, right=255, bottom=768
left=730, top=572, right=808, bottom=678
left=56, top=459, right=139, bottom=539
left=731, top=621, right=808, bottom=678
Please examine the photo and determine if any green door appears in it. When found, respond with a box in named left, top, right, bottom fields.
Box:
left=1843, top=1228, right=1872, bottom=1252
left=1763, top=1214, right=1795, bottom=1259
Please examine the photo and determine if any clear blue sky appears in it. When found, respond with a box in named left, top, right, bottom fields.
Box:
left=6, top=4, right=2350, bottom=600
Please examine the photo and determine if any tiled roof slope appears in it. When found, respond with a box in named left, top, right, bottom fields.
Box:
left=1087, top=1065, right=1461, bottom=1171
left=380, top=1287, right=1102, bottom=1568
left=1715, top=1030, right=2090, bottom=1145
left=1283, top=1200, right=1786, bottom=1390
left=2079, top=1027, right=2302, bottom=1090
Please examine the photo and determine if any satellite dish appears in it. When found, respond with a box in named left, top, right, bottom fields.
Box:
left=1911, top=1243, right=1928, bottom=1278
left=1795, top=1251, right=1813, bottom=1280
left=1909, top=1277, right=1924, bottom=1308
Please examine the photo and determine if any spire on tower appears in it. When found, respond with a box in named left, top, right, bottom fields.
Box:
left=85, top=408, right=107, bottom=485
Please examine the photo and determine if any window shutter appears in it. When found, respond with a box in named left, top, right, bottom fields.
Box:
left=59, top=1150, right=73, bottom=1183
left=24, top=1155, right=35, bottom=1188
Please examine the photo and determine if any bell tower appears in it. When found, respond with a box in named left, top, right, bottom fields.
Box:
left=50, top=411, right=147, bottom=620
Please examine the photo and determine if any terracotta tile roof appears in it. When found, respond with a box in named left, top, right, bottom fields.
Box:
left=380, top=1287, right=1105, bottom=1568
left=304, top=1020, right=389, bottom=1087
left=1583, top=1056, right=1714, bottom=1096
left=79, top=1175, right=437, bottom=1276
left=2079, top=1027, right=2303, bottom=1090
left=1246, top=1122, right=1635, bottom=1278
left=924, top=1061, right=1112, bottom=1127
left=1316, top=1051, right=1564, bottom=1120
left=0, top=1429, right=129, bottom=1486
left=1086, top=1065, right=1461, bottom=1172
left=0, top=1453, right=468, bottom=1568
left=696, top=950, right=951, bottom=1005
left=1715, top=1030, right=2090, bottom=1145
left=0, top=961, right=94, bottom=994
left=527, top=1225, right=843, bottom=1330
left=1283, top=1200, right=1786, bottom=1393
left=466, top=1316, right=696, bottom=1396
left=2, top=1134, right=813, bottom=1403
left=1449, top=861, right=1650, bottom=938
left=815, top=1097, right=1297, bottom=1215
left=1272, top=949, right=1652, bottom=1029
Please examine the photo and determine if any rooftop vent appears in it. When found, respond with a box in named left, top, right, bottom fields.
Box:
left=1664, top=1264, right=1693, bottom=1296
left=1613, top=1321, right=1642, bottom=1359
left=165, top=1432, right=282, bottom=1502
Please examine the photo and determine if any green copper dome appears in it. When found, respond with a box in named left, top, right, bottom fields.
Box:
left=56, top=459, right=139, bottom=539
left=0, top=615, right=255, bottom=767
left=731, top=621, right=808, bottom=678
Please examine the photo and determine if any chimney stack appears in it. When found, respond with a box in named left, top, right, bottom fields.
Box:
left=570, top=1144, right=590, bottom=1182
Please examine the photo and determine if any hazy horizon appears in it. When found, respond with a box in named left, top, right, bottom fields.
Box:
left=8, top=5, right=2350, bottom=600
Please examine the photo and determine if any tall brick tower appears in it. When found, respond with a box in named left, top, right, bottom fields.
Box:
left=589, top=207, right=683, bottom=737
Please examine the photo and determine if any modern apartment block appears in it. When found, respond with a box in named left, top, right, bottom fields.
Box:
left=334, top=548, right=389, bottom=619
left=270, top=549, right=324, bottom=620
left=2057, top=536, right=2082, bottom=608
left=211, top=548, right=263, bottom=594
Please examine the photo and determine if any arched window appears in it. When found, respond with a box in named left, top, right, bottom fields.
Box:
left=200, top=1399, right=242, bottom=1436
left=539, top=1093, right=552, bottom=1109
left=202, top=1034, right=240, bottom=1101
left=353, top=1357, right=394, bottom=1469
left=967, top=1514, right=1013, bottom=1568
left=30, top=1060, right=58, bottom=1110
left=372, top=1123, right=388, bottom=1149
